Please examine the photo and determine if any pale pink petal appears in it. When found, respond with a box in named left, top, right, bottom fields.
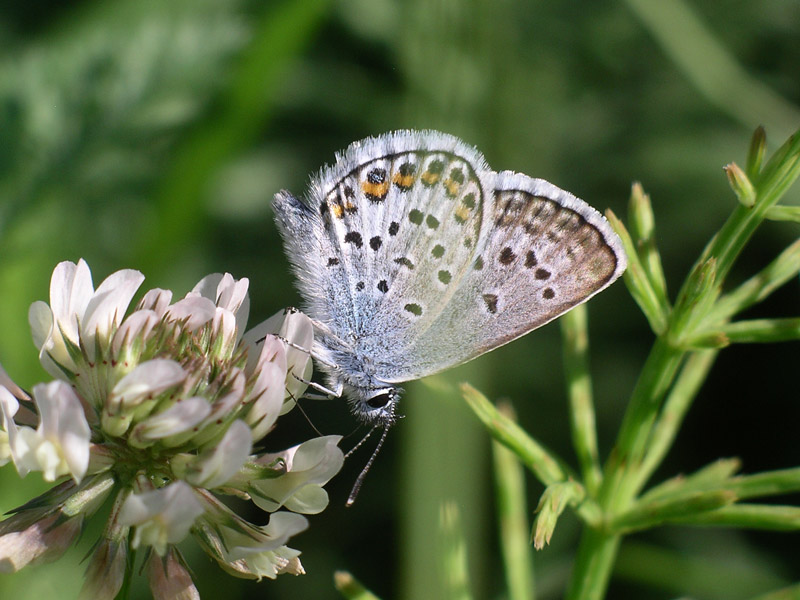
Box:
left=137, top=288, right=173, bottom=316
left=226, top=512, right=308, bottom=559
left=81, top=269, right=145, bottom=359
left=147, top=548, right=200, bottom=600
left=27, top=301, right=53, bottom=353
left=0, top=364, right=29, bottom=402
left=245, top=361, right=286, bottom=442
left=212, top=308, right=239, bottom=354
left=216, top=274, right=250, bottom=335
left=29, top=300, right=73, bottom=378
left=49, top=260, right=93, bottom=345
left=33, top=381, right=91, bottom=482
left=79, top=538, right=126, bottom=600
left=165, top=296, right=217, bottom=331
left=190, top=273, right=224, bottom=301
left=0, top=512, right=82, bottom=573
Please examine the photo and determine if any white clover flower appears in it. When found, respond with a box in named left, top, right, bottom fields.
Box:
left=0, top=259, right=345, bottom=594
left=1, top=381, right=90, bottom=482
left=119, top=481, right=206, bottom=556
left=246, top=435, right=345, bottom=514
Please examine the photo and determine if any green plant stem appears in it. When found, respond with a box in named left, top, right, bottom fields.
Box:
left=440, top=502, right=473, bottom=600
left=492, top=429, right=535, bottom=600
left=460, top=384, right=602, bottom=527
left=604, top=337, right=685, bottom=502
left=460, top=384, right=573, bottom=485
left=565, top=530, right=620, bottom=600
left=560, top=306, right=603, bottom=495
left=636, top=349, right=718, bottom=491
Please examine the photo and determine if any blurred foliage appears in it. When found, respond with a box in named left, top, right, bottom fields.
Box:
left=0, top=0, right=798, bottom=599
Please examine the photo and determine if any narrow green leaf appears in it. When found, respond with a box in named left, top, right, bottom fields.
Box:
left=460, top=384, right=571, bottom=485
left=712, top=238, right=800, bottom=321
left=764, top=204, right=800, bottom=222
left=727, top=467, right=800, bottom=500
left=628, top=183, right=670, bottom=307
left=460, top=384, right=602, bottom=528
left=714, top=317, right=800, bottom=344
left=610, top=490, right=736, bottom=534
left=641, top=457, right=741, bottom=503
left=755, top=128, right=800, bottom=198
left=672, top=504, right=800, bottom=531
left=644, top=466, right=800, bottom=504
left=605, top=209, right=669, bottom=334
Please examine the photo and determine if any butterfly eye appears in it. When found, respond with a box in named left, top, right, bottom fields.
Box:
left=366, top=392, right=392, bottom=409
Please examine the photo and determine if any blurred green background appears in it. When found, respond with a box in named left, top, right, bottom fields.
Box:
left=1, top=1, right=798, bottom=598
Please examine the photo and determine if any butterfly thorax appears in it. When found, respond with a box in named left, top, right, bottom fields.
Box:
left=312, top=332, right=401, bottom=425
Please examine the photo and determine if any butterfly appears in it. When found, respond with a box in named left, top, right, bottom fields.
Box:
left=273, top=129, right=626, bottom=432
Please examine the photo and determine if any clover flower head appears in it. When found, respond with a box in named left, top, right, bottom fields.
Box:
left=0, top=260, right=344, bottom=597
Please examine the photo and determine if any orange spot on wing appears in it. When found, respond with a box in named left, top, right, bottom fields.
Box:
left=362, top=181, right=390, bottom=199
left=444, top=178, right=461, bottom=197
left=421, top=171, right=441, bottom=186
left=393, top=173, right=416, bottom=189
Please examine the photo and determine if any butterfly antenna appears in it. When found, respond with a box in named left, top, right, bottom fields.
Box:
left=345, top=426, right=375, bottom=459
left=346, top=424, right=391, bottom=507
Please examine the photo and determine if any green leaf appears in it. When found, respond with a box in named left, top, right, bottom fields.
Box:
left=460, top=384, right=571, bottom=486
left=610, top=490, right=736, bottom=534
left=672, top=504, right=800, bottom=531
left=628, top=183, right=670, bottom=308
left=606, top=210, right=669, bottom=334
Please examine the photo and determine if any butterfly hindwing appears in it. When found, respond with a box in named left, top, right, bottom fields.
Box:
left=376, top=171, right=626, bottom=382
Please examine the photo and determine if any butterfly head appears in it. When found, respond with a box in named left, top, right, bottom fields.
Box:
left=346, top=384, right=401, bottom=426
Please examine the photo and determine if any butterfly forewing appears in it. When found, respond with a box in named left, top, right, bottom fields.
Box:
left=298, top=132, right=496, bottom=365
left=376, top=171, right=626, bottom=382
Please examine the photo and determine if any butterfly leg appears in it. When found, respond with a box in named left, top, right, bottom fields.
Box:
left=290, top=373, right=342, bottom=399
left=272, top=334, right=339, bottom=369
